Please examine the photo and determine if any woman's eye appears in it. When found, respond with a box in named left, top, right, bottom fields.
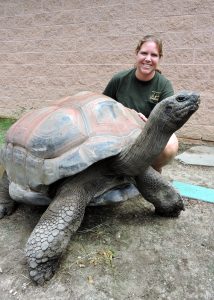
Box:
left=139, top=52, right=158, bottom=57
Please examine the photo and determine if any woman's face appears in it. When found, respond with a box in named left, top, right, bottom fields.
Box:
left=135, top=41, right=160, bottom=81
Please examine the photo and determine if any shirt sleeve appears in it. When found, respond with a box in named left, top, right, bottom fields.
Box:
left=103, top=76, right=119, bottom=100
left=159, top=79, right=174, bottom=101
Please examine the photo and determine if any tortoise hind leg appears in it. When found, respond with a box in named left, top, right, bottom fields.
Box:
left=135, top=166, right=184, bottom=217
left=0, top=172, right=16, bottom=219
left=25, top=177, right=88, bottom=285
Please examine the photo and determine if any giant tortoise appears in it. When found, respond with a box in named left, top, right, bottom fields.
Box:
left=0, top=91, right=200, bottom=284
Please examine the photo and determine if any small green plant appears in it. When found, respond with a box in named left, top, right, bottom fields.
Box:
left=0, top=118, right=16, bottom=145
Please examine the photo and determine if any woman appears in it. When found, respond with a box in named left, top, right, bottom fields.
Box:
left=103, top=35, right=178, bottom=173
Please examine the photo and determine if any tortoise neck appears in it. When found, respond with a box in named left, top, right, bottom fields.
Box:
left=116, top=115, right=172, bottom=176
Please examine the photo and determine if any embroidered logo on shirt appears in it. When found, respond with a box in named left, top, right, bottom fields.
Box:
left=150, top=91, right=161, bottom=103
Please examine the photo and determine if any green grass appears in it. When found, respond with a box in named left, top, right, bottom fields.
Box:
left=0, top=118, right=16, bottom=145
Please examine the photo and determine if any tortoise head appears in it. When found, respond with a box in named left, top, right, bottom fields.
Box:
left=150, top=91, right=200, bottom=133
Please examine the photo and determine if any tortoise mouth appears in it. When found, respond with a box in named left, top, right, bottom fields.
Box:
left=165, top=100, right=199, bottom=119
left=172, top=99, right=200, bottom=129
left=176, top=93, right=200, bottom=115
left=164, top=93, right=200, bottom=119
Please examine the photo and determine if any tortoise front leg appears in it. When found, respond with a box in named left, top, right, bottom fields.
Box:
left=0, top=172, right=16, bottom=219
left=25, top=178, right=88, bottom=285
left=135, top=166, right=184, bottom=217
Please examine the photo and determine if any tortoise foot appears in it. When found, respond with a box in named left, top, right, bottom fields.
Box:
left=0, top=173, right=16, bottom=219
left=0, top=172, right=16, bottom=219
left=155, top=198, right=185, bottom=217
left=28, top=258, right=59, bottom=285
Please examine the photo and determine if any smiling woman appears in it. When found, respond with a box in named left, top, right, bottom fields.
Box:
left=103, top=35, right=172, bottom=117
left=135, top=36, right=162, bottom=81
left=103, top=35, right=178, bottom=172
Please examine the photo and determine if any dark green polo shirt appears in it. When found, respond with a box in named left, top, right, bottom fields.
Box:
left=103, top=68, right=174, bottom=117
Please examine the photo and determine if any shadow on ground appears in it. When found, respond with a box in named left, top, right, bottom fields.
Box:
left=0, top=144, right=214, bottom=300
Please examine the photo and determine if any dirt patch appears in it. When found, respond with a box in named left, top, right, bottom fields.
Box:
left=0, top=147, right=214, bottom=300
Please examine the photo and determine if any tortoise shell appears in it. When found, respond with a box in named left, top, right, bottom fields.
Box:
left=1, top=91, right=144, bottom=200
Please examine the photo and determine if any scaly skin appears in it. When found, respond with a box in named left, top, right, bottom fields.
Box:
left=25, top=164, right=129, bottom=285
left=26, top=179, right=89, bottom=284
left=114, top=92, right=200, bottom=176
left=25, top=164, right=185, bottom=285
left=136, top=166, right=184, bottom=217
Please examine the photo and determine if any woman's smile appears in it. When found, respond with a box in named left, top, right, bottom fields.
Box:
left=135, top=41, right=160, bottom=81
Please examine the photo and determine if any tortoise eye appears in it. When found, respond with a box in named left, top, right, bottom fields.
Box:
left=176, top=95, right=186, bottom=102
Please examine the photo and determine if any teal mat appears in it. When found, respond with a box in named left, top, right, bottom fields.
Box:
left=172, top=181, right=214, bottom=203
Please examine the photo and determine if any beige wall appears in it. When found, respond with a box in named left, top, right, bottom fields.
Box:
left=0, top=0, right=213, bottom=141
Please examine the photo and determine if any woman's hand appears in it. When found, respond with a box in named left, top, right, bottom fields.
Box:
left=138, top=112, right=148, bottom=122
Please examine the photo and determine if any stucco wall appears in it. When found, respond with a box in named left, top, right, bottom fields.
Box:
left=0, top=0, right=213, bottom=141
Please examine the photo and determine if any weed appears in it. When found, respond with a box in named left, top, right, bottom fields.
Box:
left=0, top=118, right=16, bottom=145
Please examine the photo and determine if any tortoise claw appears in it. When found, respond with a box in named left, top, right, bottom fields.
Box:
left=28, top=258, right=59, bottom=285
